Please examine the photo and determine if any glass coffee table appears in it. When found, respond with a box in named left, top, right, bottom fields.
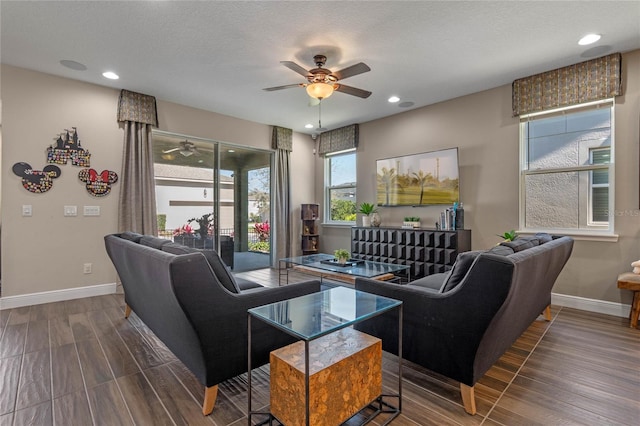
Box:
left=248, top=286, right=402, bottom=425
left=279, top=253, right=410, bottom=285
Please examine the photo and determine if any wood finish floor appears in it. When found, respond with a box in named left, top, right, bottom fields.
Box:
left=1, top=268, right=638, bottom=425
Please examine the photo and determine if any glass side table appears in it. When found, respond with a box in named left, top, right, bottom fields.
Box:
left=248, top=286, right=403, bottom=425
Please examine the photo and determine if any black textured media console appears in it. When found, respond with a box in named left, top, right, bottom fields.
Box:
left=351, top=227, right=471, bottom=280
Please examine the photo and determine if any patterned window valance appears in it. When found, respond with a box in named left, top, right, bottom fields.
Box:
left=318, top=124, right=359, bottom=156
left=512, top=53, right=622, bottom=116
left=117, top=89, right=159, bottom=126
left=272, top=126, right=293, bottom=151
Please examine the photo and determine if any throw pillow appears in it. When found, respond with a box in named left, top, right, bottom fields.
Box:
left=162, top=242, right=240, bottom=293
left=139, top=235, right=171, bottom=250
left=488, top=245, right=515, bottom=256
left=535, top=232, right=553, bottom=244
left=120, top=231, right=143, bottom=243
left=500, top=237, right=539, bottom=253
left=440, top=250, right=484, bottom=293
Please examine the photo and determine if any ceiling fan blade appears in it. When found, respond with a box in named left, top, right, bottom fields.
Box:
left=335, top=84, right=372, bottom=99
left=162, top=147, right=180, bottom=154
left=281, top=61, right=311, bottom=77
left=331, top=62, right=371, bottom=80
left=263, top=83, right=305, bottom=91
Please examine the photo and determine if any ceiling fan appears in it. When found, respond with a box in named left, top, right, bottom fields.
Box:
left=162, top=140, right=202, bottom=157
left=263, top=54, right=372, bottom=99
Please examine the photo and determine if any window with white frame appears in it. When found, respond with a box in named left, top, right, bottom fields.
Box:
left=519, top=100, right=614, bottom=234
left=325, top=150, right=357, bottom=223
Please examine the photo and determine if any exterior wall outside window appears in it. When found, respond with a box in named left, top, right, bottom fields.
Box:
left=520, top=102, right=614, bottom=234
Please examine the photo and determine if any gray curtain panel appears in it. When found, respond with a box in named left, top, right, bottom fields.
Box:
left=118, top=121, right=158, bottom=234
left=271, top=127, right=292, bottom=267
left=117, top=90, right=159, bottom=234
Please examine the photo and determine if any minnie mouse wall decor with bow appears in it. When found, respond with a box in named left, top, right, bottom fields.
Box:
left=78, top=168, right=118, bottom=197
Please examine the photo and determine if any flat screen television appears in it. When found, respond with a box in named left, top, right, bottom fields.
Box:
left=376, top=147, right=459, bottom=206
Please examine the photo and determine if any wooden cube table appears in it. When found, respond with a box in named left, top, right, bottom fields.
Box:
left=617, top=272, right=640, bottom=328
left=270, top=328, right=382, bottom=426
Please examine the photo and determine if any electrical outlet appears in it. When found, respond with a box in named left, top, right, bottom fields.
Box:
left=64, top=205, right=78, bottom=217
left=83, top=263, right=92, bottom=274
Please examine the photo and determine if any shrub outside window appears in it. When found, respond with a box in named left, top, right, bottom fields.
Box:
left=325, top=150, right=357, bottom=223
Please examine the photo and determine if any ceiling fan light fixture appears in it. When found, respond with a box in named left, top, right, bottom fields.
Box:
left=180, top=149, right=194, bottom=157
left=306, top=82, right=334, bottom=99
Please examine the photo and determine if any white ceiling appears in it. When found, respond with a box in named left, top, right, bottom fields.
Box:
left=2, top=1, right=639, bottom=135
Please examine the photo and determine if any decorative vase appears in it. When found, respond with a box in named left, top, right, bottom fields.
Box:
left=362, top=215, right=371, bottom=227
left=371, top=212, right=381, bottom=227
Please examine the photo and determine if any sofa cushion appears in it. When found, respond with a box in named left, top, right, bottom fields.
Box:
left=139, top=235, right=171, bottom=249
left=488, top=245, right=515, bottom=256
left=120, top=231, right=143, bottom=243
left=162, top=243, right=240, bottom=293
left=440, top=250, right=484, bottom=293
left=500, top=236, right=539, bottom=253
left=236, top=277, right=264, bottom=291
left=409, top=273, right=447, bottom=291
left=535, top=232, right=553, bottom=244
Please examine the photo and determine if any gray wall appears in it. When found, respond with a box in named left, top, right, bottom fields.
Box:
left=319, top=49, right=639, bottom=307
left=0, top=65, right=315, bottom=299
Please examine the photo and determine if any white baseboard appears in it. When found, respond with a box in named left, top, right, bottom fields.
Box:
left=0, top=283, right=117, bottom=310
left=0, top=285, right=631, bottom=318
left=551, top=292, right=630, bottom=318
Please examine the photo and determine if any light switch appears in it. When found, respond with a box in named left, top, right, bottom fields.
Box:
left=84, top=206, right=100, bottom=216
left=64, top=205, right=77, bottom=217
left=22, top=205, right=32, bottom=217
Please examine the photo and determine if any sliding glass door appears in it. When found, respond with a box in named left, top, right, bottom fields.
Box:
left=152, top=131, right=272, bottom=271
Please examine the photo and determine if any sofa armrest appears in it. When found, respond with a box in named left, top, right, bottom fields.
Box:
left=169, top=255, right=321, bottom=387
left=355, top=253, right=514, bottom=386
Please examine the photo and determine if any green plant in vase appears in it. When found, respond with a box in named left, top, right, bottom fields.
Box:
left=358, top=202, right=378, bottom=227
left=334, top=249, right=350, bottom=264
left=496, top=230, right=517, bottom=242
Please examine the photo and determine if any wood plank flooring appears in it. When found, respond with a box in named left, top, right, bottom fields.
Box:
left=0, top=268, right=638, bottom=425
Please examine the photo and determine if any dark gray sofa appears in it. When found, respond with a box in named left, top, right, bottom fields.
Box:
left=355, top=235, right=573, bottom=415
left=104, top=232, right=321, bottom=415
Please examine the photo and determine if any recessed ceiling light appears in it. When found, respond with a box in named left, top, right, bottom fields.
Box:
left=60, top=60, right=87, bottom=71
left=305, top=123, right=314, bottom=129
left=228, top=149, right=235, bottom=153
left=102, top=71, right=119, bottom=80
left=388, top=96, right=400, bottom=103
left=578, top=34, right=601, bottom=46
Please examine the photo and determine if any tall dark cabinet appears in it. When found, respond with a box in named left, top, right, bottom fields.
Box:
left=351, top=226, right=471, bottom=280
left=301, top=204, right=319, bottom=255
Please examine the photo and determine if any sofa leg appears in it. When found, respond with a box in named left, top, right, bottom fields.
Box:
left=460, top=383, right=476, bottom=415
left=543, top=305, right=552, bottom=321
left=202, top=385, right=218, bottom=415
left=124, top=304, right=132, bottom=319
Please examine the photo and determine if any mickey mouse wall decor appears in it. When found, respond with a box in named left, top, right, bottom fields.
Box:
left=12, top=162, right=62, bottom=193
left=78, top=168, right=118, bottom=197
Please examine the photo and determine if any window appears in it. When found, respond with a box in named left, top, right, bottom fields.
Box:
left=520, top=100, right=614, bottom=235
left=325, top=150, right=357, bottom=223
